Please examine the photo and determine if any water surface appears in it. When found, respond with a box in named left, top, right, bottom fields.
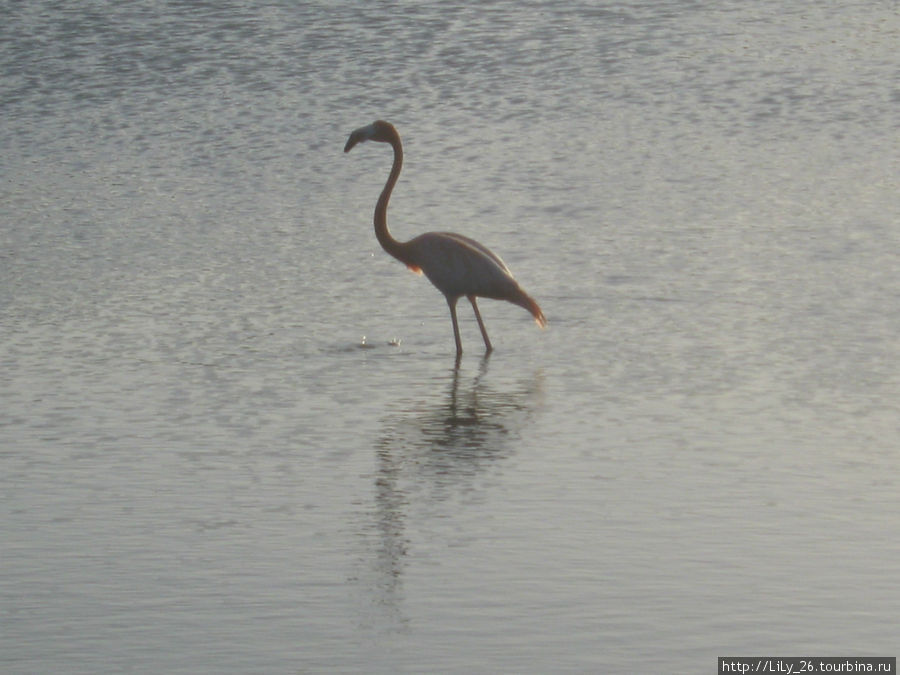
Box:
left=2, top=1, right=899, bottom=672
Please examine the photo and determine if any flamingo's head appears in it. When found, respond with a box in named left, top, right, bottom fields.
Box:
left=344, top=120, right=398, bottom=153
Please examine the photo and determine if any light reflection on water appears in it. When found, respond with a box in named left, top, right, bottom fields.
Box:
left=361, top=359, right=544, bottom=631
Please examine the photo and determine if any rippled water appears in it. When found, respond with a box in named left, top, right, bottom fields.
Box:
left=2, top=1, right=899, bottom=672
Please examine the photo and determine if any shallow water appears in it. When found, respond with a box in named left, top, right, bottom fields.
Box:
left=2, top=1, right=899, bottom=672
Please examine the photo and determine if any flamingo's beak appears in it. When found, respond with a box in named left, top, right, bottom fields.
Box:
left=344, top=123, right=378, bottom=153
left=344, top=130, right=362, bottom=153
left=344, top=124, right=381, bottom=152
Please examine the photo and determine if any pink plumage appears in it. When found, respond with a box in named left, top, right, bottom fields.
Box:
left=345, top=120, right=546, bottom=354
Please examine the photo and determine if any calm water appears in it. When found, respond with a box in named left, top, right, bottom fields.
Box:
left=2, top=1, right=899, bottom=672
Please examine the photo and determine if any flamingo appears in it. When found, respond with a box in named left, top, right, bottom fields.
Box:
left=344, top=120, right=546, bottom=355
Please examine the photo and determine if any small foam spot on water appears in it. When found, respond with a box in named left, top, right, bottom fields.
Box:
left=349, top=336, right=402, bottom=351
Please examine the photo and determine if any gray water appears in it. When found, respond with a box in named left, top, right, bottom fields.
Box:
left=2, top=1, right=899, bottom=672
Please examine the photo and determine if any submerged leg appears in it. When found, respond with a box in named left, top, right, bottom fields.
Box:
left=447, top=296, right=463, bottom=355
left=468, top=295, right=493, bottom=353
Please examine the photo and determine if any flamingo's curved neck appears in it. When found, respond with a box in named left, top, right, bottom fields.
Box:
left=374, top=134, right=411, bottom=264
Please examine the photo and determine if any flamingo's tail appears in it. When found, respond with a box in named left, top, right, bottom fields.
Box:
left=513, top=289, right=547, bottom=328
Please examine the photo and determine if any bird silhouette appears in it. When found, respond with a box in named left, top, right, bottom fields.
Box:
left=344, top=120, right=546, bottom=355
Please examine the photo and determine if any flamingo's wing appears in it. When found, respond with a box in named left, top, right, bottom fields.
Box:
left=435, top=232, right=512, bottom=276
left=405, top=232, right=519, bottom=300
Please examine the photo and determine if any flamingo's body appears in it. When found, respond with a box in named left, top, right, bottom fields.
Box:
left=344, top=120, right=545, bottom=355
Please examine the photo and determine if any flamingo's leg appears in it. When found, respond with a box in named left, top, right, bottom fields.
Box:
left=448, top=296, right=463, bottom=355
left=468, top=295, right=493, bottom=353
